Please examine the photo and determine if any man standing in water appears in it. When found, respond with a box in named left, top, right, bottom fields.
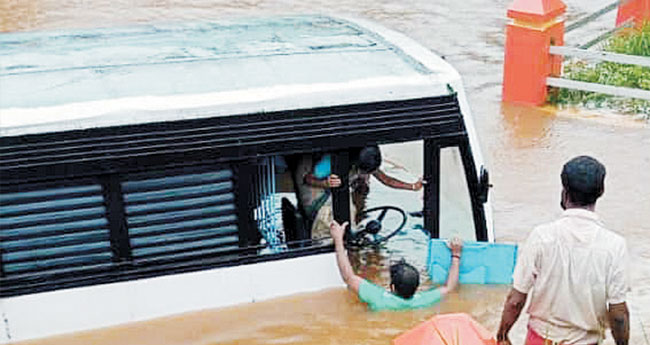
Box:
left=329, top=220, right=462, bottom=311
left=496, top=156, right=629, bottom=345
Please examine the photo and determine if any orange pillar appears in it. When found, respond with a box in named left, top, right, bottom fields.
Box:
left=502, top=0, right=566, bottom=105
left=617, top=0, right=650, bottom=28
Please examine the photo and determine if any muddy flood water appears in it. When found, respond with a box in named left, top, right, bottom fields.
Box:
left=1, top=0, right=649, bottom=344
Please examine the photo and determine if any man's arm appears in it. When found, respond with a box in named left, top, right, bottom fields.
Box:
left=496, top=288, right=528, bottom=345
left=496, top=228, right=540, bottom=344
left=438, top=238, right=462, bottom=296
left=373, top=170, right=424, bottom=191
left=608, top=302, right=629, bottom=345
left=607, top=240, right=629, bottom=345
left=304, top=173, right=341, bottom=189
left=330, top=221, right=363, bottom=294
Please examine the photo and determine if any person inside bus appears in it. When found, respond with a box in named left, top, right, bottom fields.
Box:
left=329, top=220, right=462, bottom=310
left=283, top=146, right=424, bottom=244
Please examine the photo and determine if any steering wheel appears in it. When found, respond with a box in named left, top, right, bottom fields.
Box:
left=347, top=206, right=407, bottom=247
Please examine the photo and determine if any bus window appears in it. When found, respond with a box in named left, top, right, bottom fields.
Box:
left=373, top=141, right=424, bottom=218
left=439, top=146, right=476, bottom=241
left=271, top=142, right=427, bottom=252
left=257, top=154, right=333, bottom=254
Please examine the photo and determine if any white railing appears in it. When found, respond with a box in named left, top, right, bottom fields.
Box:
left=550, top=46, right=650, bottom=67
left=547, top=78, right=650, bottom=100
left=548, top=46, right=650, bottom=101
left=565, top=1, right=619, bottom=33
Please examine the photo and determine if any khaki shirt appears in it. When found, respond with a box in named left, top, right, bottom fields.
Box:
left=513, top=209, right=628, bottom=344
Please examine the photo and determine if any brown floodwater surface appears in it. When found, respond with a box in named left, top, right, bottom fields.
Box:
left=2, top=0, right=649, bottom=344
left=18, top=286, right=515, bottom=345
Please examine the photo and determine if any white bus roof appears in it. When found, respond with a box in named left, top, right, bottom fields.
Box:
left=0, top=15, right=461, bottom=137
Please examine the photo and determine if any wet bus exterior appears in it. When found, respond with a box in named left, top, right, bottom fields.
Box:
left=0, top=15, right=493, bottom=343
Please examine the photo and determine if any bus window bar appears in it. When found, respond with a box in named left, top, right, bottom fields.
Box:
left=255, top=157, right=287, bottom=253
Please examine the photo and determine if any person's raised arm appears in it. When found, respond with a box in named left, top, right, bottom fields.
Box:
left=439, top=238, right=462, bottom=296
left=372, top=170, right=424, bottom=191
left=608, top=302, right=629, bottom=345
left=329, top=220, right=363, bottom=294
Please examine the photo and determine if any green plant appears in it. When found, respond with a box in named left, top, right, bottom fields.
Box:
left=605, top=23, right=650, bottom=57
left=548, top=23, right=650, bottom=118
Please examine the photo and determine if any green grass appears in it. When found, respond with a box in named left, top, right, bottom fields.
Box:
left=548, top=23, right=650, bottom=118
left=607, top=22, right=650, bottom=56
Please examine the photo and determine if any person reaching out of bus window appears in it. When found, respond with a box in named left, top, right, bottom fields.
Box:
left=305, top=145, right=424, bottom=195
left=329, top=220, right=462, bottom=311
left=291, top=145, right=424, bottom=231
left=284, top=146, right=424, bottom=243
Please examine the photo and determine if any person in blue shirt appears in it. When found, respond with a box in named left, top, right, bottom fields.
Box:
left=329, top=220, right=462, bottom=311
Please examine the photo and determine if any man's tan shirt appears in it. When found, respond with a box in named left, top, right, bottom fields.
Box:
left=513, top=209, right=628, bottom=344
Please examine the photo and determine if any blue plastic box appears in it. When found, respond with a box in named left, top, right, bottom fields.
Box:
left=427, top=239, right=518, bottom=285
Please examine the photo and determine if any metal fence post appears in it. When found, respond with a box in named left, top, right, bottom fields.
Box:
left=502, top=0, right=566, bottom=105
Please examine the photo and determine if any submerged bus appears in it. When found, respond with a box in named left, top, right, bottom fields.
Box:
left=0, top=15, right=493, bottom=343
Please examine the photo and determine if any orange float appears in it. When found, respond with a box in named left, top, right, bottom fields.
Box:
left=393, top=313, right=497, bottom=345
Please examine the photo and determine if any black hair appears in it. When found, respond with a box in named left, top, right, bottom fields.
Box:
left=389, top=260, right=419, bottom=299
left=357, top=145, right=382, bottom=173
left=561, top=155, right=606, bottom=206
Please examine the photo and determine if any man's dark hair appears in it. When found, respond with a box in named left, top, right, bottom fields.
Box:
left=561, top=155, right=606, bottom=206
left=357, top=145, right=382, bottom=173
left=390, top=260, right=419, bottom=299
